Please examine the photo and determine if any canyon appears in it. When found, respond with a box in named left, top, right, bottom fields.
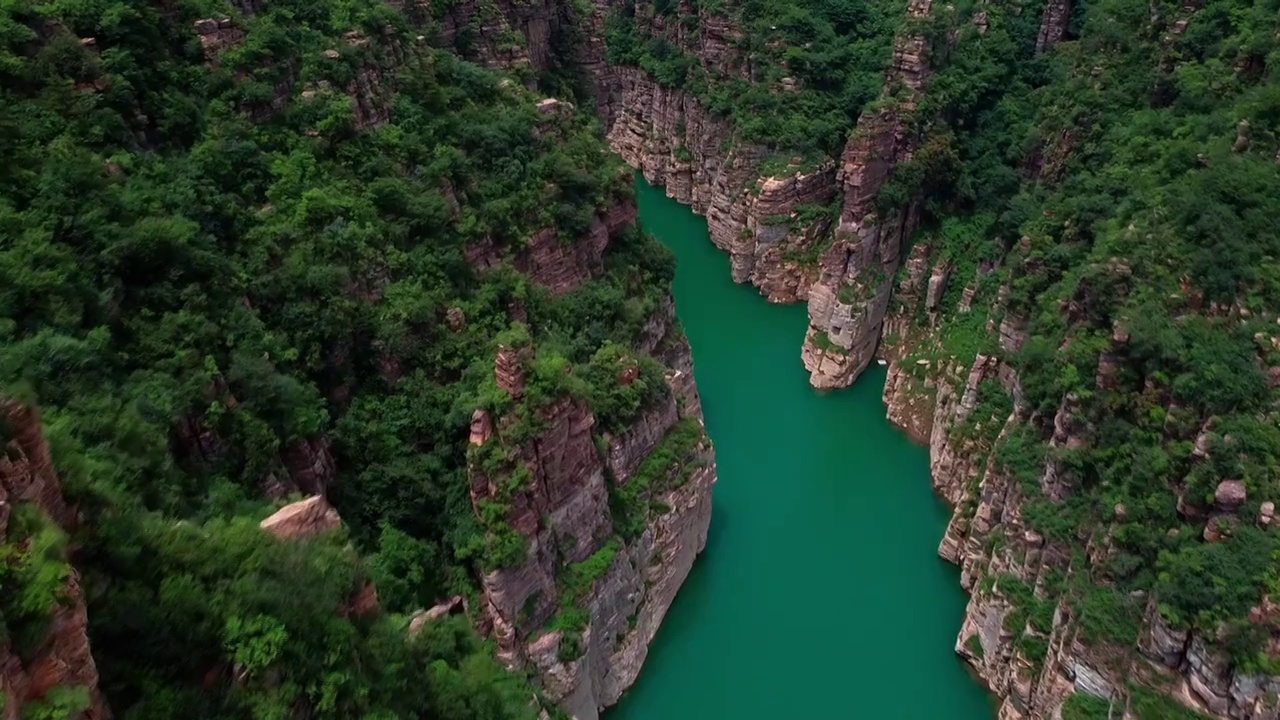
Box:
left=5, top=0, right=1278, bottom=717
left=561, top=0, right=1280, bottom=716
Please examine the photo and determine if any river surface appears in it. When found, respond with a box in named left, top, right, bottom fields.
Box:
left=609, top=177, right=993, bottom=719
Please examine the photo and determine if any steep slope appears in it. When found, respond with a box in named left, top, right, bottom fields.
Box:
left=0, top=0, right=714, bottom=717
left=875, top=0, right=1280, bottom=717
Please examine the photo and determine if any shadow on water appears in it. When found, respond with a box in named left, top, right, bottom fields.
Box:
left=606, top=176, right=994, bottom=720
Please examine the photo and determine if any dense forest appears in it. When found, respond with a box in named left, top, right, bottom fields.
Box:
left=0, top=0, right=685, bottom=716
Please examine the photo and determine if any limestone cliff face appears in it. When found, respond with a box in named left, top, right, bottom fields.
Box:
left=603, top=68, right=834, bottom=302
left=800, top=0, right=932, bottom=389
left=0, top=400, right=107, bottom=720
left=879, top=238, right=1280, bottom=720
left=468, top=308, right=714, bottom=720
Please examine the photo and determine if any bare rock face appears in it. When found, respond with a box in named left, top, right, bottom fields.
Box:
left=1035, top=0, right=1071, bottom=53
left=877, top=244, right=1280, bottom=719
left=259, top=495, right=342, bottom=540
left=496, top=346, right=528, bottom=399
left=408, top=596, right=467, bottom=634
left=801, top=0, right=934, bottom=389
left=603, top=68, right=835, bottom=303
left=1215, top=480, right=1247, bottom=510
left=469, top=313, right=714, bottom=719
left=0, top=399, right=107, bottom=720
left=415, top=0, right=572, bottom=75
left=517, top=203, right=636, bottom=296
left=193, top=17, right=244, bottom=62
left=467, top=201, right=636, bottom=297
left=278, top=436, right=337, bottom=496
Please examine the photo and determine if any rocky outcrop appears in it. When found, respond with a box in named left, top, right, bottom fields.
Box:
left=259, top=495, right=343, bottom=540
left=1035, top=0, right=1071, bottom=53
left=519, top=203, right=637, bottom=296
left=800, top=0, right=933, bottom=388
left=878, top=236, right=1280, bottom=719
left=0, top=400, right=107, bottom=720
left=466, top=198, right=637, bottom=297
left=604, top=68, right=834, bottom=302
left=193, top=17, right=244, bottom=63
left=468, top=309, right=714, bottom=719
left=408, top=595, right=468, bottom=633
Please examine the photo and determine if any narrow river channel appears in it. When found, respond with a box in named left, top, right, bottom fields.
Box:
left=608, top=177, right=994, bottom=719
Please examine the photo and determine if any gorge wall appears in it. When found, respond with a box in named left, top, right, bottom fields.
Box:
left=466, top=302, right=714, bottom=720
left=876, top=238, right=1280, bottom=720
left=11, top=0, right=1278, bottom=716
left=190, top=11, right=724, bottom=715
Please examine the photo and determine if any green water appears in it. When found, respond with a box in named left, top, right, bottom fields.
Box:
left=609, top=177, right=994, bottom=720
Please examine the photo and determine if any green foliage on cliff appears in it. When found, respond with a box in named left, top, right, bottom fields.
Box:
left=581, top=342, right=670, bottom=433
left=603, top=0, right=903, bottom=155
left=0, top=0, right=685, bottom=714
left=609, top=417, right=704, bottom=538
left=900, top=0, right=1280, bottom=680
left=0, top=504, right=72, bottom=660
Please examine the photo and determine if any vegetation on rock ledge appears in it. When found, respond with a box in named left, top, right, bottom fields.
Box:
left=0, top=0, right=683, bottom=715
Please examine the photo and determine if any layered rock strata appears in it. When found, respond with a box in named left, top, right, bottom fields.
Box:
left=800, top=0, right=933, bottom=388
left=603, top=68, right=835, bottom=302
left=879, top=240, right=1280, bottom=719
left=467, top=310, right=714, bottom=720
left=0, top=400, right=107, bottom=720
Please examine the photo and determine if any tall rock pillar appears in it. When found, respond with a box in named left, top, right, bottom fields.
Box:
left=801, top=0, right=934, bottom=388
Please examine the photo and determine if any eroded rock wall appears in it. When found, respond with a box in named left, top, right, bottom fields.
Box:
left=468, top=310, right=714, bottom=719
left=800, top=0, right=933, bottom=389
left=0, top=400, right=107, bottom=720
left=604, top=68, right=834, bottom=302
left=879, top=236, right=1280, bottom=719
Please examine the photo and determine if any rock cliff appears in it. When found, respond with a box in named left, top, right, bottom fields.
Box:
left=0, top=400, right=107, bottom=720
left=799, top=0, right=932, bottom=389
left=427, top=0, right=1280, bottom=715
left=880, top=228, right=1280, bottom=719
left=467, top=308, right=714, bottom=719
left=603, top=68, right=834, bottom=302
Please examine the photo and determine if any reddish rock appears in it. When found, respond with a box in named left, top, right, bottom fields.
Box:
left=279, top=436, right=336, bottom=497
left=1203, top=514, right=1238, bottom=542
left=0, top=399, right=107, bottom=719
left=495, top=346, right=526, bottom=399
left=446, top=306, right=466, bottom=331
left=605, top=68, right=832, bottom=303
left=259, top=495, right=341, bottom=540
left=512, top=203, right=636, bottom=296
left=617, top=364, right=640, bottom=386
left=408, top=595, right=467, bottom=634
left=193, top=17, right=244, bottom=62
left=1215, top=480, right=1247, bottom=510
left=802, top=0, right=934, bottom=389
left=469, top=409, right=494, bottom=446
left=1035, top=0, right=1071, bottom=53
left=343, top=582, right=380, bottom=618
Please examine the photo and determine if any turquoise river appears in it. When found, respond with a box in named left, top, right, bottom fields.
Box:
left=608, top=177, right=994, bottom=719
